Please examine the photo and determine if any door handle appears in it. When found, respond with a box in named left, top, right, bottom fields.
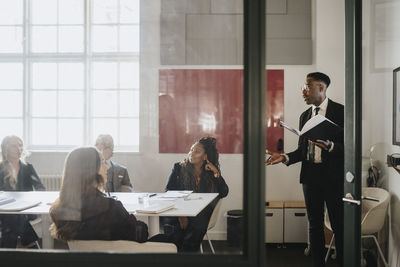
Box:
left=342, top=193, right=360, bottom=205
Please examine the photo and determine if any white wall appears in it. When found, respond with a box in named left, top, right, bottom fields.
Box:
left=266, top=0, right=345, bottom=200
left=26, top=0, right=347, bottom=240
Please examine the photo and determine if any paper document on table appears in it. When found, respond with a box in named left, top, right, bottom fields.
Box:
left=136, top=202, right=175, bottom=214
left=157, top=190, right=193, bottom=198
left=280, top=115, right=341, bottom=140
left=0, top=200, right=41, bottom=211
left=0, top=196, right=16, bottom=206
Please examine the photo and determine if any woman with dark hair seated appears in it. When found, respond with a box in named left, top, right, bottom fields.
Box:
left=162, top=137, right=229, bottom=252
left=0, top=135, right=45, bottom=248
left=50, top=147, right=148, bottom=243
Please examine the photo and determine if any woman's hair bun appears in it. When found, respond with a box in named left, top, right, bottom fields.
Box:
left=199, top=137, right=216, bottom=147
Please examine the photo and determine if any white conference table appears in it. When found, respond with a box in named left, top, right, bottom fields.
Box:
left=0, top=191, right=218, bottom=249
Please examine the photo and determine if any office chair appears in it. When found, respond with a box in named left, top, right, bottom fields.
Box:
left=68, top=240, right=177, bottom=253
left=324, top=207, right=337, bottom=262
left=325, top=187, right=390, bottom=267
left=200, top=199, right=222, bottom=254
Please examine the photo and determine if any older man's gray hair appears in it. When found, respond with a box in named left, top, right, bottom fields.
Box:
left=95, top=134, right=114, bottom=148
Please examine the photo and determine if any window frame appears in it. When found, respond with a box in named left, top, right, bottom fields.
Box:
left=0, top=0, right=266, bottom=266
left=0, top=0, right=140, bottom=151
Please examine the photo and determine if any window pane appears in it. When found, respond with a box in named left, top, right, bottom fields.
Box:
left=120, top=118, right=139, bottom=146
left=0, top=26, right=23, bottom=53
left=31, top=0, right=57, bottom=24
left=0, top=119, right=23, bottom=142
left=32, top=119, right=56, bottom=145
left=59, top=26, right=84, bottom=52
left=59, top=91, right=84, bottom=117
left=32, top=63, right=57, bottom=89
left=92, top=0, right=118, bottom=24
left=92, top=118, right=117, bottom=143
left=92, top=26, right=118, bottom=52
left=0, top=0, right=23, bottom=25
left=58, top=119, right=83, bottom=145
left=59, top=0, right=84, bottom=24
left=92, top=62, right=118, bottom=89
left=0, top=63, right=23, bottom=89
left=31, top=26, right=57, bottom=53
left=59, top=63, right=84, bottom=89
left=92, top=91, right=117, bottom=117
left=120, top=25, right=139, bottom=52
left=32, top=91, right=57, bottom=117
left=120, top=0, right=139, bottom=24
left=120, top=90, right=139, bottom=117
left=0, top=91, right=22, bottom=117
left=120, top=62, right=139, bottom=88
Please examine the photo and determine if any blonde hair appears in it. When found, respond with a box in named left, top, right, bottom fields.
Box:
left=50, top=147, right=105, bottom=240
left=0, top=135, right=27, bottom=189
left=51, top=147, right=104, bottom=221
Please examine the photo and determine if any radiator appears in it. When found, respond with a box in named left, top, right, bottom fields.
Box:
left=40, top=174, right=62, bottom=191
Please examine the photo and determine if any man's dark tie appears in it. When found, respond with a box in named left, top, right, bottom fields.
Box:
left=315, top=107, right=320, bottom=115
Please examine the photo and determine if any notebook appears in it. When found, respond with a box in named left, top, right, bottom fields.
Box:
left=0, top=196, right=16, bottom=206
left=0, top=200, right=41, bottom=211
left=157, top=190, right=193, bottom=199
left=135, top=202, right=175, bottom=214
left=280, top=114, right=342, bottom=141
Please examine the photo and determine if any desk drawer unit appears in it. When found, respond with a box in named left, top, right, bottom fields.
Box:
left=265, top=201, right=284, bottom=243
left=284, top=201, right=308, bottom=243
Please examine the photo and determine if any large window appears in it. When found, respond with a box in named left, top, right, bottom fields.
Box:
left=0, top=0, right=140, bottom=151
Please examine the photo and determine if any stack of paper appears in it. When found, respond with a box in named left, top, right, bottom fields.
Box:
left=157, top=191, right=193, bottom=199
left=0, top=199, right=41, bottom=211
left=136, top=202, right=175, bottom=214
left=0, top=196, right=16, bottom=206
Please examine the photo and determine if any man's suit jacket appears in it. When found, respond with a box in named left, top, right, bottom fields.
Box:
left=287, top=99, right=344, bottom=185
left=105, top=162, right=133, bottom=192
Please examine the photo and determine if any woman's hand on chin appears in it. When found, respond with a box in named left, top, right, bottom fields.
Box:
left=205, top=160, right=220, bottom=178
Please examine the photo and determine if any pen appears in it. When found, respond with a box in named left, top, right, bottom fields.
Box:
left=149, top=193, right=157, bottom=197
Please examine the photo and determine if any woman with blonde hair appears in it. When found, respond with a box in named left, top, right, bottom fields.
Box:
left=50, top=147, right=148, bottom=242
left=0, top=135, right=45, bottom=248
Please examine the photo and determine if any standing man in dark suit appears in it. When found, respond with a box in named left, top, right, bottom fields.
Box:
left=266, top=72, right=344, bottom=267
left=95, top=134, right=133, bottom=192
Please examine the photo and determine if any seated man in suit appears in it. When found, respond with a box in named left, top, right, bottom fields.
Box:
left=95, top=134, right=133, bottom=192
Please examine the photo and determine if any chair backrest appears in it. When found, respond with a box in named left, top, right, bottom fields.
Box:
left=68, top=240, right=177, bottom=253
left=324, top=207, right=332, bottom=231
left=361, top=187, right=390, bottom=235
left=207, top=199, right=222, bottom=230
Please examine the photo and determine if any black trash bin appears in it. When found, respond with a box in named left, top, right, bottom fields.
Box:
left=227, top=209, right=243, bottom=247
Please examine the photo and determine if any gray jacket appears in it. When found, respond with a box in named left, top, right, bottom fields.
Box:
left=105, top=162, right=133, bottom=192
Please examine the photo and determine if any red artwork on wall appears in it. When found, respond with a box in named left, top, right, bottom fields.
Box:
left=159, top=69, right=284, bottom=154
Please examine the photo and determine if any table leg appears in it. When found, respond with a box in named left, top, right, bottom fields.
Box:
left=148, top=216, right=160, bottom=237
left=41, top=214, right=53, bottom=249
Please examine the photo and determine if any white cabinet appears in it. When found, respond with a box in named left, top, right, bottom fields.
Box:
left=265, top=201, right=284, bottom=243
left=284, top=201, right=308, bottom=243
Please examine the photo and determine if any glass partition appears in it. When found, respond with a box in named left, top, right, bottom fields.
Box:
left=0, top=1, right=269, bottom=265
left=360, top=0, right=400, bottom=265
